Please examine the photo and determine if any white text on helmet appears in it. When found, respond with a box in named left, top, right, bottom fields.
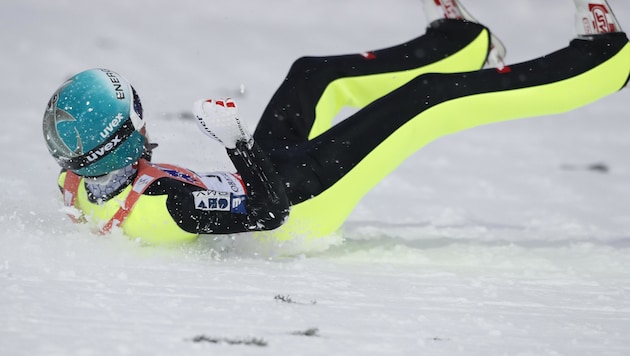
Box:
left=100, top=69, right=126, bottom=100
left=86, top=135, right=123, bottom=163
left=100, top=113, right=125, bottom=139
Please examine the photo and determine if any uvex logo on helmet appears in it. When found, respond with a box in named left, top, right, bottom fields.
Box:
left=85, top=135, right=123, bottom=163
left=589, top=3, right=615, bottom=33
left=100, top=113, right=125, bottom=139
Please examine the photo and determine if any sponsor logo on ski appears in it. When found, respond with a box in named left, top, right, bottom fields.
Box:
left=438, top=0, right=463, bottom=20
left=589, top=3, right=614, bottom=33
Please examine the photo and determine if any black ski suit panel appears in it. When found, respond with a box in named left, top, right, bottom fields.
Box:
left=253, top=19, right=489, bottom=204
left=256, top=31, right=629, bottom=204
left=226, top=140, right=290, bottom=229
left=146, top=141, right=289, bottom=234
left=254, top=19, right=489, bottom=146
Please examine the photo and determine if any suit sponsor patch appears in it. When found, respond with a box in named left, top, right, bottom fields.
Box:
left=192, top=190, right=247, bottom=214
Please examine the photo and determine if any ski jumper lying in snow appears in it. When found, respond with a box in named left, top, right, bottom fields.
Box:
left=43, top=0, right=630, bottom=244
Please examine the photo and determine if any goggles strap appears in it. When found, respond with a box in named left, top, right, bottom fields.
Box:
left=60, top=117, right=137, bottom=171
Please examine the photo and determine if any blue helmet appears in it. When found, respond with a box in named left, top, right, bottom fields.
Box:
left=43, top=68, right=146, bottom=176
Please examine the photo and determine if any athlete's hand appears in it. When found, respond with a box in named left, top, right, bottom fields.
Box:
left=192, top=98, right=252, bottom=149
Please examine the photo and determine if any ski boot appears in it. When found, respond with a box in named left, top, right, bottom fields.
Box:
left=421, top=0, right=507, bottom=69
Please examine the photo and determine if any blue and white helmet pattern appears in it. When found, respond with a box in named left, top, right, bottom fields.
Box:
left=43, top=68, right=146, bottom=176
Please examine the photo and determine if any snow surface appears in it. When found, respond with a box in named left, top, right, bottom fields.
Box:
left=2, top=0, right=630, bottom=355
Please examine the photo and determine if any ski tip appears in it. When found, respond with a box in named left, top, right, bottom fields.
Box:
left=574, top=0, right=624, bottom=36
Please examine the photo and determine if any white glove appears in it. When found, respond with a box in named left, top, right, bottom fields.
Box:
left=192, top=98, right=252, bottom=149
